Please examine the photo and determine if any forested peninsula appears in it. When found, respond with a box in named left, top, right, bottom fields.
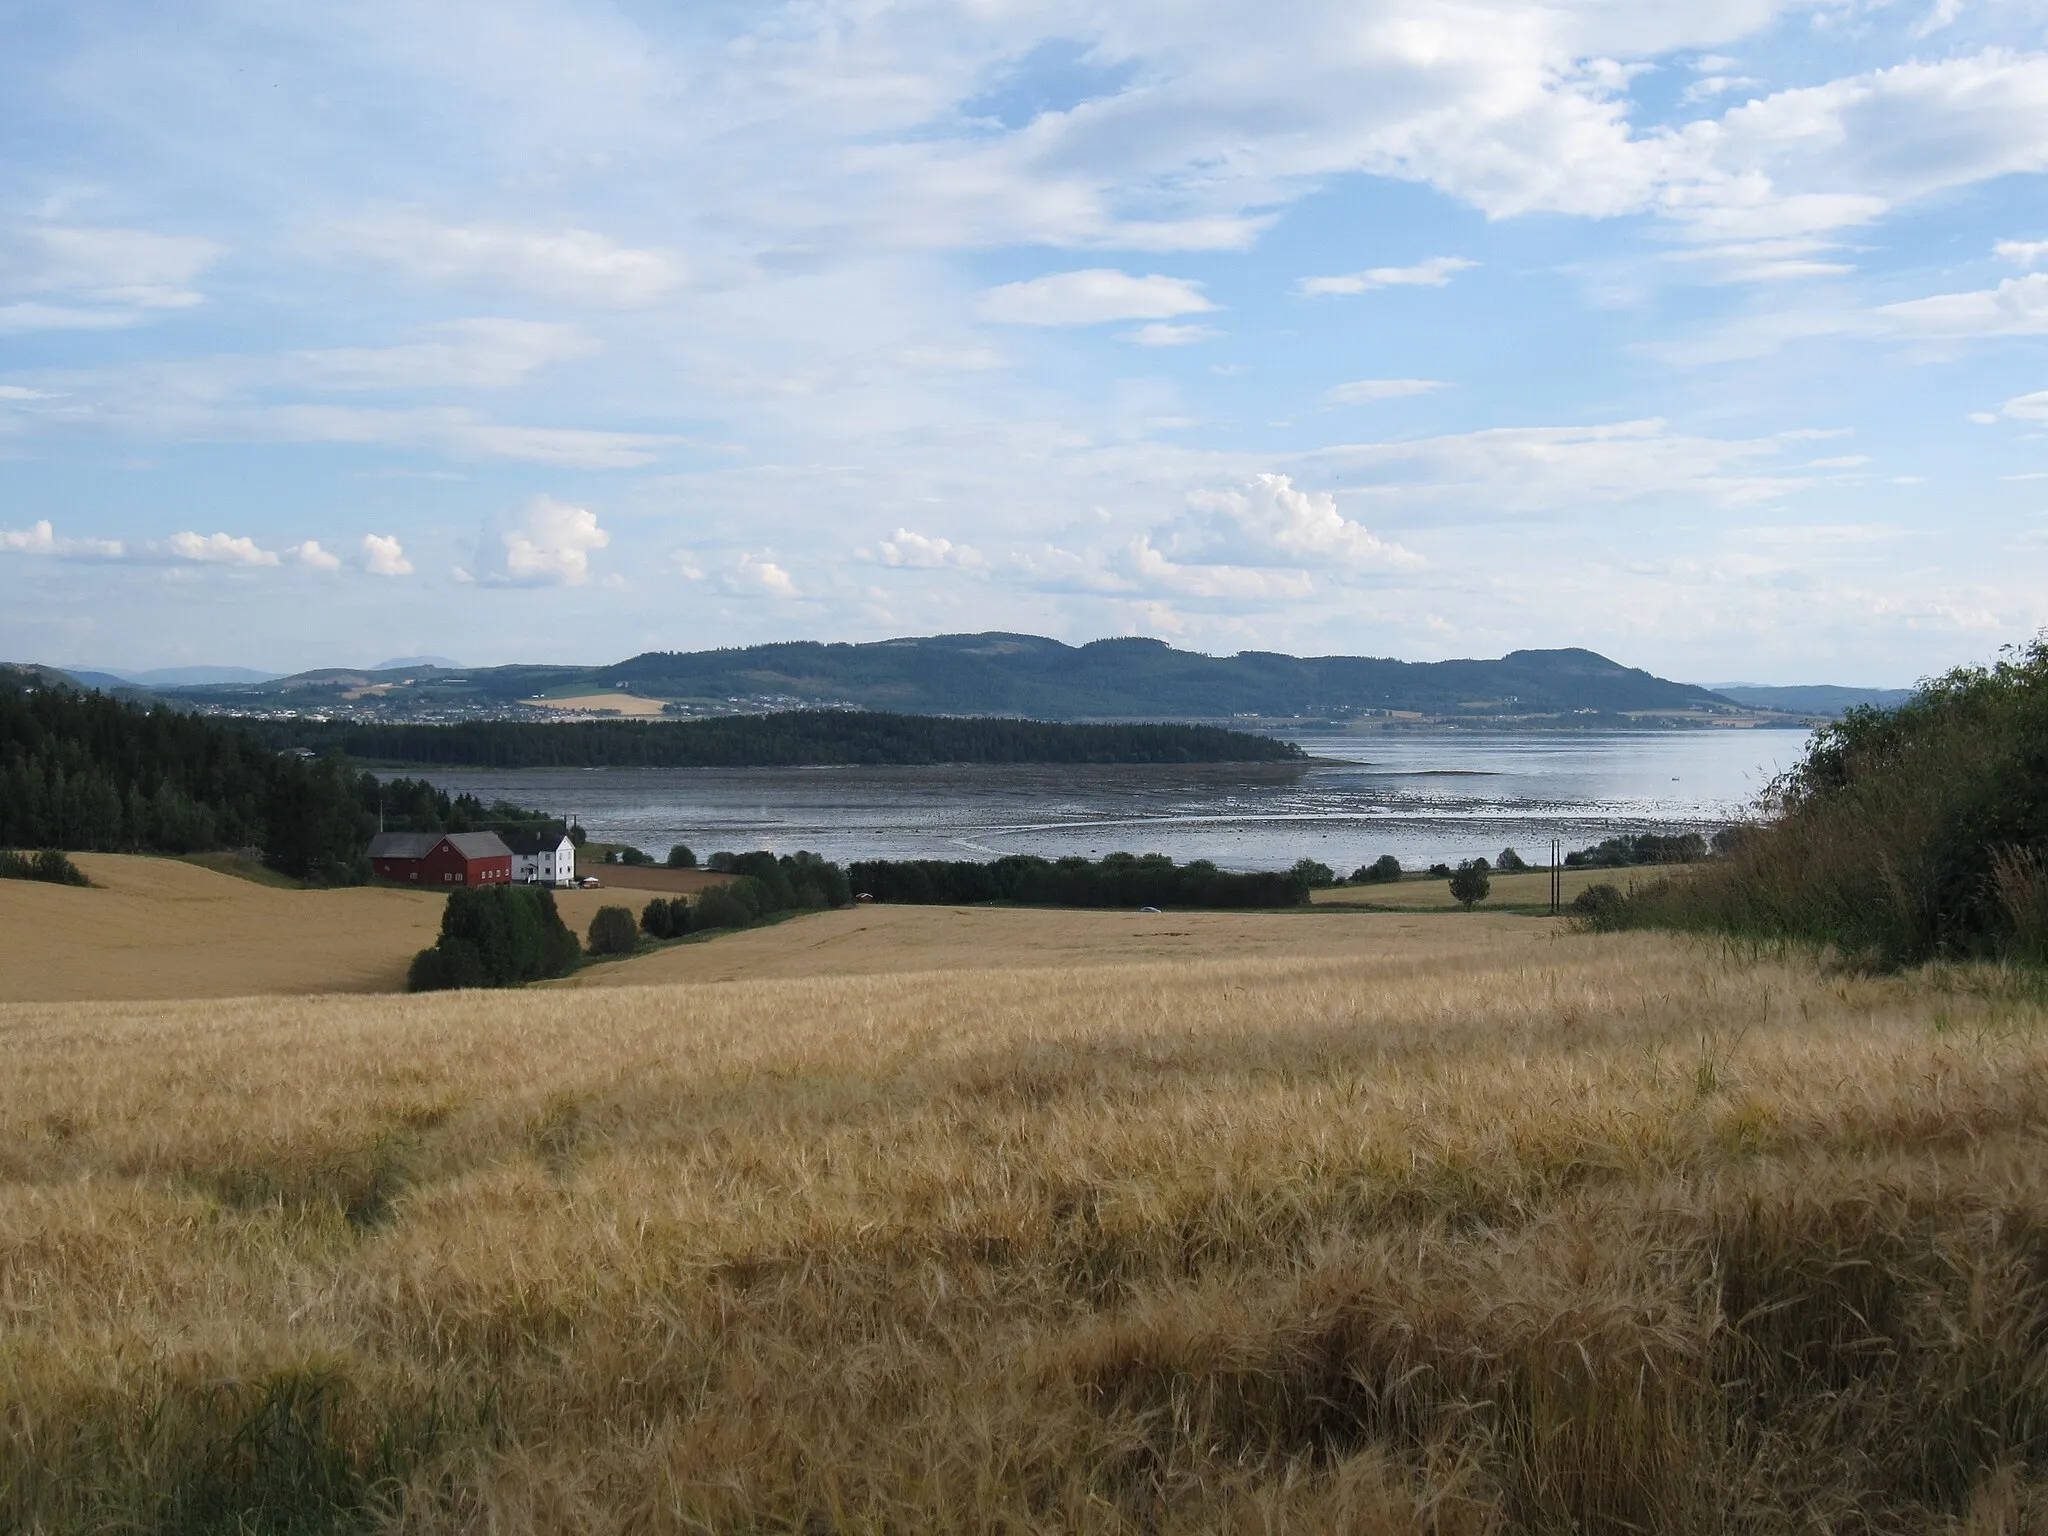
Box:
left=237, top=711, right=1307, bottom=768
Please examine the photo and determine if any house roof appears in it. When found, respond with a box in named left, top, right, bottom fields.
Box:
left=498, top=829, right=574, bottom=856
left=367, top=830, right=514, bottom=861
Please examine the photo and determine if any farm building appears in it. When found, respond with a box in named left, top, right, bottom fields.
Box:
left=367, top=831, right=514, bottom=888
left=501, top=829, right=577, bottom=886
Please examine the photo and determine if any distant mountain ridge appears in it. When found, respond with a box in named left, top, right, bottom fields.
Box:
left=57, top=632, right=1758, bottom=722
left=1708, top=684, right=1916, bottom=715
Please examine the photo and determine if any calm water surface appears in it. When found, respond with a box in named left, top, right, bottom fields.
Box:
left=421, top=729, right=1811, bottom=872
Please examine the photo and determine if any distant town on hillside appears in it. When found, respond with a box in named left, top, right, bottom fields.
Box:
left=17, top=632, right=1913, bottom=729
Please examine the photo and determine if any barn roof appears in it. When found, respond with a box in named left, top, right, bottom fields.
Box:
left=367, top=830, right=513, bottom=861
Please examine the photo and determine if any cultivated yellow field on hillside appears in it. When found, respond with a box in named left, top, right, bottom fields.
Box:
left=1313, top=865, right=1648, bottom=910
left=0, top=854, right=447, bottom=1000
left=6, top=925, right=2046, bottom=1531
left=562, top=900, right=1552, bottom=986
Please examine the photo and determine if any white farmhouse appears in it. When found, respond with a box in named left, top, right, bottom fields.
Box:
left=501, top=829, right=577, bottom=887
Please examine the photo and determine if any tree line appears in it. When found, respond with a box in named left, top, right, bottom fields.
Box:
left=1, top=672, right=556, bottom=882
left=846, top=852, right=1312, bottom=909
left=240, top=710, right=1308, bottom=769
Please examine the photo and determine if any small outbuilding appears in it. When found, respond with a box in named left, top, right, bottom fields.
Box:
left=501, top=828, right=577, bottom=887
left=367, top=831, right=514, bottom=888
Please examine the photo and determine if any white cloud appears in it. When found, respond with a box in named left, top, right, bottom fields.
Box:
left=288, top=540, right=343, bottom=571
left=1122, top=538, right=1319, bottom=599
left=2003, top=390, right=2048, bottom=421
left=1169, top=474, right=1423, bottom=572
left=876, top=527, right=984, bottom=569
left=1880, top=272, right=2048, bottom=338
left=473, top=496, right=608, bottom=586
left=1325, top=378, right=1449, bottom=404
left=319, top=214, right=682, bottom=305
left=1299, top=257, right=1476, bottom=297
left=165, top=530, right=278, bottom=566
left=1123, top=322, right=1215, bottom=347
left=1995, top=239, right=2048, bottom=268
left=293, top=320, right=595, bottom=390
left=360, top=533, right=413, bottom=576
left=977, top=270, right=1214, bottom=326
left=1, top=519, right=125, bottom=558
left=0, top=224, right=220, bottom=309
left=0, top=302, right=145, bottom=333
left=0, top=385, right=56, bottom=400
left=726, top=552, right=799, bottom=598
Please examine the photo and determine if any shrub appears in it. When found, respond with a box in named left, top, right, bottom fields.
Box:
left=1605, top=637, right=2048, bottom=968
left=666, top=844, right=697, bottom=869
left=844, top=853, right=1312, bottom=910
left=1497, top=847, right=1529, bottom=873
left=1448, top=861, right=1491, bottom=910
left=640, top=898, right=674, bottom=940
left=693, top=885, right=753, bottom=930
left=1428, top=862, right=1452, bottom=878
left=1355, top=854, right=1403, bottom=884
left=1288, top=858, right=1337, bottom=889
left=0, top=848, right=89, bottom=885
left=664, top=896, right=692, bottom=936
left=587, top=906, right=639, bottom=956
left=1569, top=882, right=1626, bottom=929
left=1564, top=832, right=1708, bottom=869
left=410, top=885, right=580, bottom=991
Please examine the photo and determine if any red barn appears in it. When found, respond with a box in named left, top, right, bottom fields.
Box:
left=367, top=831, right=514, bottom=888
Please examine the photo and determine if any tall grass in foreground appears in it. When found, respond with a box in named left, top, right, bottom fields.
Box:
left=7, top=936, right=2048, bottom=1531
left=1606, top=637, right=2048, bottom=969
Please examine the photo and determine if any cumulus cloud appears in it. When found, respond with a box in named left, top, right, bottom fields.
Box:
left=1995, top=239, right=2048, bottom=268
left=166, top=530, right=278, bottom=565
left=288, top=540, right=342, bottom=571
left=470, top=496, right=608, bottom=586
left=726, top=552, right=799, bottom=598
left=977, top=270, right=1214, bottom=326
left=2002, top=390, right=2048, bottom=421
left=875, top=527, right=984, bottom=569
left=1299, top=257, right=1476, bottom=297
left=1167, top=474, right=1422, bottom=572
left=360, top=533, right=413, bottom=576
left=1325, top=378, right=1449, bottom=404
left=320, top=214, right=682, bottom=305
left=0, top=519, right=124, bottom=558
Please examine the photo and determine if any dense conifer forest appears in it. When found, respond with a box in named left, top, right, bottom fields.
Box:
left=241, top=710, right=1307, bottom=768
left=0, top=671, right=554, bottom=881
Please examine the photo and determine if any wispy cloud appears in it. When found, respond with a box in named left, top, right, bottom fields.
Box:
left=1299, top=258, right=1475, bottom=297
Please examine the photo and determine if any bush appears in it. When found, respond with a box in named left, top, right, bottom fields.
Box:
left=692, top=885, right=753, bottom=931
left=1604, top=637, right=2048, bottom=968
left=641, top=898, right=674, bottom=940
left=1564, top=832, right=1708, bottom=869
left=1428, top=862, right=1451, bottom=878
left=407, top=935, right=486, bottom=992
left=0, top=848, right=89, bottom=885
left=1448, top=861, right=1491, bottom=910
left=587, top=905, right=639, bottom=956
left=1497, top=847, right=1529, bottom=873
left=666, top=844, right=697, bottom=869
left=1569, top=882, right=1626, bottom=928
left=1354, top=854, right=1403, bottom=884
left=1288, top=858, right=1337, bottom=889
left=408, top=885, right=580, bottom=991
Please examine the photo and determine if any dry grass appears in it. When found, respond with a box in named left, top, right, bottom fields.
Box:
left=530, top=692, right=671, bottom=716
left=7, top=917, right=2048, bottom=1532
left=1314, top=868, right=1632, bottom=911
left=0, top=854, right=447, bottom=1001
left=560, top=902, right=1548, bottom=987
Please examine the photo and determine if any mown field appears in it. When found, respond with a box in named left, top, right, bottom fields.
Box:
left=7, top=915, right=2048, bottom=1532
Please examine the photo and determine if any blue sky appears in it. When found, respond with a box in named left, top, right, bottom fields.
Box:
left=4, top=0, right=2048, bottom=684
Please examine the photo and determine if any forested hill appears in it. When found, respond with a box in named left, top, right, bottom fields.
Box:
left=601, top=636, right=1734, bottom=718
left=239, top=712, right=1308, bottom=768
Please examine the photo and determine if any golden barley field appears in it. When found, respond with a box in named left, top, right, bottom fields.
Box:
left=7, top=913, right=2048, bottom=1533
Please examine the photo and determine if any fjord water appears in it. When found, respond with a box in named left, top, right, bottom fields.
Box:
left=423, top=728, right=1810, bottom=872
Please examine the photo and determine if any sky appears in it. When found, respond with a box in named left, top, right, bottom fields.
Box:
left=4, top=1, right=2048, bottom=685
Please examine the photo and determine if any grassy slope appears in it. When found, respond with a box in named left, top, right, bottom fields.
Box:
left=6, top=925, right=2048, bottom=1531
